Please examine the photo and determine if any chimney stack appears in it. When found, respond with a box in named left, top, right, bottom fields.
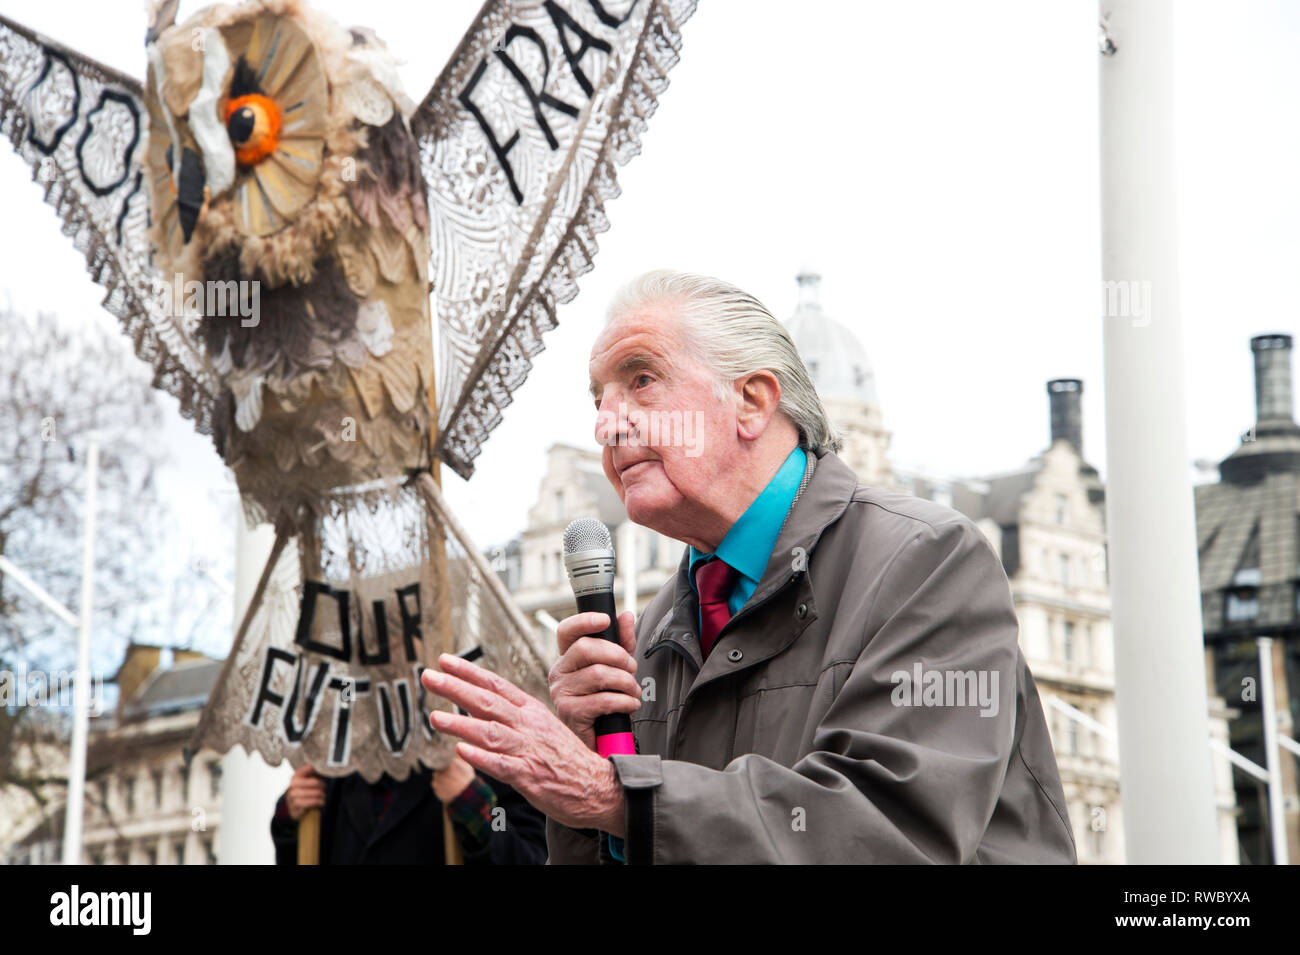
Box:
left=1251, top=334, right=1295, bottom=426
left=1047, top=378, right=1083, bottom=455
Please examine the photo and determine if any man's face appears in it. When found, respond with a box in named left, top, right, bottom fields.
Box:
left=588, top=302, right=735, bottom=542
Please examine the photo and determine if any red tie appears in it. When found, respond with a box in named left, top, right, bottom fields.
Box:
left=695, top=559, right=738, bottom=660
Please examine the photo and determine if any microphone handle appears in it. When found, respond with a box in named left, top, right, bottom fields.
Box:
left=575, top=589, right=636, bottom=756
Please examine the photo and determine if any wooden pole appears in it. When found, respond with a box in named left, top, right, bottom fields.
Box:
left=296, top=522, right=323, bottom=865
left=430, top=456, right=463, bottom=866
left=424, top=319, right=463, bottom=865
left=297, top=808, right=321, bottom=865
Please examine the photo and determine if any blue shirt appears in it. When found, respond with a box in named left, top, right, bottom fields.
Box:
left=687, top=445, right=807, bottom=624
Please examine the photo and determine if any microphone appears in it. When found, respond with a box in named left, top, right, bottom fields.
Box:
left=562, top=518, right=636, bottom=758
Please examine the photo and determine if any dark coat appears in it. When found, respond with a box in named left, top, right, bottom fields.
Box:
left=272, top=766, right=547, bottom=865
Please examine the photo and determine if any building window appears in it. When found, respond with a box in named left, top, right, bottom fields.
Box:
left=152, top=769, right=164, bottom=808
left=1063, top=621, right=1074, bottom=664
left=91, top=852, right=105, bottom=866
left=179, top=763, right=190, bottom=803
left=554, top=490, right=565, bottom=521
left=1058, top=553, right=1070, bottom=590
left=204, top=838, right=217, bottom=865
left=124, top=777, right=136, bottom=815
left=1225, top=588, right=1259, bottom=624
left=208, top=761, right=222, bottom=798
left=144, top=843, right=157, bottom=866
left=1068, top=719, right=1079, bottom=756
left=173, top=841, right=186, bottom=865
left=1054, top=494, right=1068, bottom=525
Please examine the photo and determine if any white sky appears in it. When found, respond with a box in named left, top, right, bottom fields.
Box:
left=1, top=0, right=1298, bottom=619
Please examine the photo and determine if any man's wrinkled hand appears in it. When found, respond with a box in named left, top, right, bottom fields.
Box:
left=421, top=654, right=626, bottom=836
left=550, top=610, right=641, bottom=751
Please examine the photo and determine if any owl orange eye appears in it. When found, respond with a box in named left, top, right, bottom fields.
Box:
left=224, top=94, right=282, bottom=167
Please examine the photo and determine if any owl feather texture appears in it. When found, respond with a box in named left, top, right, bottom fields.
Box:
left=144, top=0, right=434, bottom=526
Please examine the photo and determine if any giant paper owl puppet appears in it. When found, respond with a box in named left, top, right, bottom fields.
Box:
left=140, top=1, right=436, bottom=523
left=0, top=0, right=695, bottom=780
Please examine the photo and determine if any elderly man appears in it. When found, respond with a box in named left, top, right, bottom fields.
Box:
left=422, top=270, right=1076, bottom=864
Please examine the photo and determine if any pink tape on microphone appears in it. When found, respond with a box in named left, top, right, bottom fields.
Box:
left=597, top=732, right=636, bottom=757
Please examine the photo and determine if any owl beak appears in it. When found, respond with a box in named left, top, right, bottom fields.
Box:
left=174, top=147, right=206, bottom=244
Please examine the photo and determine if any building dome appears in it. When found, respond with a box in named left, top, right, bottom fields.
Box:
left=784, top=269, right=879, bottom=406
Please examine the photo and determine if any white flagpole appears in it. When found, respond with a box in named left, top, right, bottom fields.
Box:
left=1098, top=0, right=1219, bottom=863
left=217, top=518, right=292, bottom=864
left=62, top=432, right=98, bottom=864
left=1257, top=638, right=1290, bottom=864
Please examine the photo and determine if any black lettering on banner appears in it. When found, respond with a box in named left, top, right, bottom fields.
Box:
left=459, top=59, right=523, bottom=202
left=395, top=583, right=423, bottom=663
left=282, top=657, right=331, bottom=743
left=493, top=25, right=581, bottom=151
left=326, top=675, right=370, bottom=767
left=544, top=1, right=611, bottom=98
left=358, top=599, right=391, bottom=666
left=376, top=680, right=413, bottom=754
left=295, top=580, right=352, bottom=662
left=459, top=1, right=640, bottom=204
left=586, top=0, right=641, bottom=29
left=26, top=52, right=81, bottom=155
left=249, top=647, right=295, bottom=726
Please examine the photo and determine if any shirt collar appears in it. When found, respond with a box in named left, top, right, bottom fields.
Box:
left=689, top=445, right=807, bottom=588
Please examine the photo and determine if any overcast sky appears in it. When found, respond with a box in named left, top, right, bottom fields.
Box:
left=2, top=0, right=1298, bottom=648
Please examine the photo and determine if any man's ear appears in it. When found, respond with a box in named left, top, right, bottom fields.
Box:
left=735, top=370, right=782, bottom=441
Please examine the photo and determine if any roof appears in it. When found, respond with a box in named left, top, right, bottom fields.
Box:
left=121, top=657, right=222, bottom=720
left=1195, top=471, right=1299, bottom=592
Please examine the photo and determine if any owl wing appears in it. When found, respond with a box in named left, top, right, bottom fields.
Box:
left=410, top=0, right=697, bottom=479
left=0, top=14, right=219, bottom=431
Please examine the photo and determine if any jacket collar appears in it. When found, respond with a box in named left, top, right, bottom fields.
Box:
left=647, top=449, right=859, bottom=667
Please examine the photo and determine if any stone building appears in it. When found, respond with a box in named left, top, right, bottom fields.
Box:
left=1194, top=333, right=1300, bottom=864
left=0, top=644, right=228, bottom=864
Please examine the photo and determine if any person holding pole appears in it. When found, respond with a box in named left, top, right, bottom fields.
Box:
left=270, top=756, right=547, bottom=865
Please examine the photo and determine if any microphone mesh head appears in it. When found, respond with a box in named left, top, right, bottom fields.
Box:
left=563, top=518, right=613, bottom=555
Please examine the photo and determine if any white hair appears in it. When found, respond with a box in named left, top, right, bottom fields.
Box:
left=606, top=270, right=841, bottom=455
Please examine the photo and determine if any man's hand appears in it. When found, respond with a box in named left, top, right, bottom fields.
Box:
left=421, top=654, right=627, bottom=836
left=284, top=764, right=326, bottom=821
left=550, top=610, right=641, bottom=750
left=432, top=755, right=476, bottom=804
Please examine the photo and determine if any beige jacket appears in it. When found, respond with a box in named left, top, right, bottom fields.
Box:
left=547, top=450, right=1077, bottom=863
